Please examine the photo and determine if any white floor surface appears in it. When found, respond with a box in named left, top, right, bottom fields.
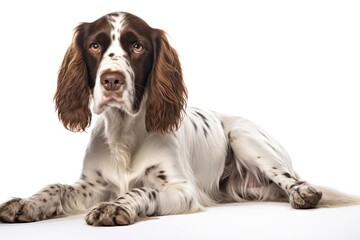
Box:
left=1, top=202, right=359, bottom=240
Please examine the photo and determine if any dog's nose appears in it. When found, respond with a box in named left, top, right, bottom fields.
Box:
left=100, top=72, right=125, bottom=91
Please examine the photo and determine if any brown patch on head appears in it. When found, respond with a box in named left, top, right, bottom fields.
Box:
left=120, top=13, right=155, bottom=112
left=54, top=16, right=111, bottom=132
left=119, top=13, right=187, bottom=132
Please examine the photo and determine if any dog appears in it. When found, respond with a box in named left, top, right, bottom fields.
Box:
left=0, top=12, right=359, bottom=226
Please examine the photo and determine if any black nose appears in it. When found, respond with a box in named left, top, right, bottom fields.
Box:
left=100, top=71, right=125, bottom=91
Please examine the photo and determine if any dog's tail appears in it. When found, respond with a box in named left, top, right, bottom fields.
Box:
left=317, top=186, right=360, bottom=208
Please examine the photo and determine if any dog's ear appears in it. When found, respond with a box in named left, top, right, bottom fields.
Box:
left=54, top=25, right=91, bottom=132
left=145, top=30, right=187, bottom=134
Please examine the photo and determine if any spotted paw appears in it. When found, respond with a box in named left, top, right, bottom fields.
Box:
left=0, top=198, right=39, bottom=223
left=289, top=184, right=322, bottom=209
left=85, top=203, right=133, bottom=226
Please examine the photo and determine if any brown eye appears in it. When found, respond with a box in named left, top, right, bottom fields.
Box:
left=90, top=43, right=101, bottom=53
left=132, top=43, right=143, bottom=53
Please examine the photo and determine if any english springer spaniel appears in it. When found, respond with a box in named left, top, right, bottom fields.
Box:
left=0, top=12, right=358, bottom=226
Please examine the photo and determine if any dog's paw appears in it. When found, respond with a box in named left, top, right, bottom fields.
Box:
left=289, top=184, right=322, bottom=209
left=85, top=203, right=133, bottom=226
left=0, top=198, right=39, bottom=223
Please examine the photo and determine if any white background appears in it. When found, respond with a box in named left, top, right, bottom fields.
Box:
left=0, top=0, right=359, bottom=239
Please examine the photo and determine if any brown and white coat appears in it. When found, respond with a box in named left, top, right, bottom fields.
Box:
left=0, top=12, right=358, bottom=226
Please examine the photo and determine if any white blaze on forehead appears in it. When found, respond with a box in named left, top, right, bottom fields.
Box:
left=92, top=12, right=136, bottom=115
left=101, top=13, right=127, bottom=70
left=97, top=12, right=133, bottom=78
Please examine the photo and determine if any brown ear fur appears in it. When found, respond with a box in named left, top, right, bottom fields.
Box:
left=146, top=30, right=188, bottom=134
left=54, top=30, right=91, bottom=132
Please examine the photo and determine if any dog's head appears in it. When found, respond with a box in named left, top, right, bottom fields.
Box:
left=54, top=12, right=187, bottom=134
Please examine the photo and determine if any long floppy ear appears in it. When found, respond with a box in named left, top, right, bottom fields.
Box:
left=145, top=30, right=188, bottom=134
left=54, top=27, right=91, bottom=132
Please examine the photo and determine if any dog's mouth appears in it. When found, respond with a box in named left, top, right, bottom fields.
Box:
left=93, top=92, right=135, bottom=115
left=93, top=93, right=124, bottom=114
left=102, top=92, right=123, bottom=104
left=100, top=97, right=123, bottom=108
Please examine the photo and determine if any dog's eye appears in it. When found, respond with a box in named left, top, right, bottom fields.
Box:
left=132, top=43, right=143, bottom=53
left=90, top=43, right=101, bottom=53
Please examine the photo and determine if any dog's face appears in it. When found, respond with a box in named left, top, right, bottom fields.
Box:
left=79, top=13, right=154, bottom=115
left=55, top=12, right=187, bottom=133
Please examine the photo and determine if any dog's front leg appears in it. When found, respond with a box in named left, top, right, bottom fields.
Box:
left=85, top=139, right=202, bottom=226
left=0, top=176, right=109, bottom=223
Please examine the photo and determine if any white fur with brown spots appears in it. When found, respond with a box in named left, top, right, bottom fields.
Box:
left=1, top=12, right=359, bottom=226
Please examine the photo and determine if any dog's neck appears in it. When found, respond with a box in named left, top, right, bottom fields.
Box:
left=102, top=107, right=147, bottom=165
